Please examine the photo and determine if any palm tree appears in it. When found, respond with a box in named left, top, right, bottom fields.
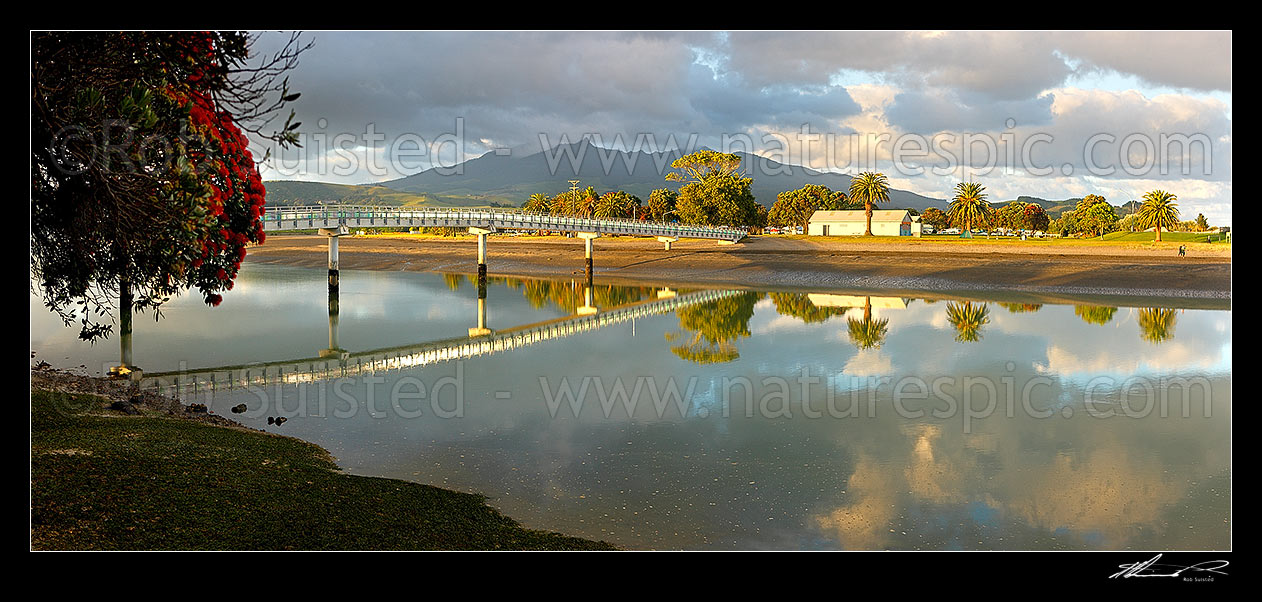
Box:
left=1137, top=190, right=1179, bottom=242
left=849, top=172, right=890, bottom=236
left=523, top=193, right=550, bottom=213
left=1137, top=308, right=1177, bottom=344
left=945, top=301, right=990, bottom=342
left=846, top=296, right=889, bottom=349
left=948, top=182, right=991, bottom=237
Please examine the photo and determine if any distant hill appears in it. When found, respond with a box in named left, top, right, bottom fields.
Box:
left=375, top=139, right=949, bottom=211
left=997, top=195, right=1138, bottom=219
left=262, top=180, right=513, bottom=208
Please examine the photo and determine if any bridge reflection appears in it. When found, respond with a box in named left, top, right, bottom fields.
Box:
left=140, top=281, right=740, bottom=396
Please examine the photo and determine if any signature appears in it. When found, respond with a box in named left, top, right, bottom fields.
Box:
left=1110, top=554, right=1229, bottom=579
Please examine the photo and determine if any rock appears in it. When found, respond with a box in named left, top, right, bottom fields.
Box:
left=231, top=403, right=248, bottom=414
left=109, top=399, right=141, bottom=415
left=274, top=417, right=287, bottom=426
left=187, top=403, right=208, bottom=414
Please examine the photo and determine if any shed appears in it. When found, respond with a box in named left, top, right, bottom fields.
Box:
left=808, top=210, right=919, bottom=236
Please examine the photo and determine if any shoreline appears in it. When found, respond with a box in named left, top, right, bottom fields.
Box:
left=245, top=234, right=1232, bottom=309
left=29, top=367, right=614, bottom=550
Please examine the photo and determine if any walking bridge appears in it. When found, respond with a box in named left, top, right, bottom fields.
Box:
left=262, top=204, right=746, bottom=300
left=140, top=288, right=739, bottom=396
left=263, top=205, right=747, bottom=242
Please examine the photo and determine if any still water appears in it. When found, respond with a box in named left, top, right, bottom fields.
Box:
left=30, top=263, right=1231, bottom=550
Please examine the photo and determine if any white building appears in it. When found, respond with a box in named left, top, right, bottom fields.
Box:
left=807, top=210, right=921, bottom=237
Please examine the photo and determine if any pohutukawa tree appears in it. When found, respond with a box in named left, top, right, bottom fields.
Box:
left=32, top=31, right=308, bottom=341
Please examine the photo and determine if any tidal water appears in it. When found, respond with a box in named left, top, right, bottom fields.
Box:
left=29, top=263, right=1232, bottom=550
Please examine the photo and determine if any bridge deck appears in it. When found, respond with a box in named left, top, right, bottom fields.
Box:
left=263, top=205, right=746, bottom=242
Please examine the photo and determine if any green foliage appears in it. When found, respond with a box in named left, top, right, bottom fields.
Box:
left=848, top=172, right=891, bottom=235
left=770, top=293, right=847, bottom=323
left=646, top=189, right=678, bottom=222
left=31, top=32, right=306, bottom=340
left=946, top=301, right=990, bottom=342
left=920, top=207, right=950, bottom=230
left=1138, top=308, right=1177, bottom=344
left=522, top=193, right=550, bottom=213
left=1052, top=194, right=1119, bottom=238
left=1137, top=190, right=1180, bottom=241
left=1074, top=305, right=1117, bottom=326
left=667, top=292, right=761, bottom=364
left=670, top=152, right=762, bottom=228
left=948, top=182, right=992, bottom=233
left=594, top=190, right=641, bottom=219
left=1195, top=213, right=1210, bottom=231
left=768, top=184, right=851, bottom=230
left=665, top=149, right=743, bottom=183
left=1078, top=202, right=1119, bottom=237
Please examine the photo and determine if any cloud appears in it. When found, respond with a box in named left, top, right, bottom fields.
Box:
left=1055, top=31, right=1232, bottom=92
left=243, top=31, right=1231, bottom=223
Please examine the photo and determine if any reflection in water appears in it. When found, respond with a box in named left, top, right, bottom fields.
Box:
left=1075, top=304, right=1118, bottom=326
left=666, top=292, right=762, bottom=364
left=946, top=301, right=991, bottom=342
left=847, top=297, right=890, bottom=350
left=29, top=265, right=1230, bottom=550
left=770, top=293, right=848, bottom=324
left=1139, top=308, right=1178, bottom=344
left=998, top=302, right=1042, bottom=313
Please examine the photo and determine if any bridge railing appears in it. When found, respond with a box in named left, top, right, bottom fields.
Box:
left=261, top=205, right=747, bottom=241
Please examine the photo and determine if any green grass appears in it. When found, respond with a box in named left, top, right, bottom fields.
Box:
left=1098, top=231, right=1230, bottom=244
left=30, top=390, right=614, bottom=550
left=777, top=232, right=1230, bottom=249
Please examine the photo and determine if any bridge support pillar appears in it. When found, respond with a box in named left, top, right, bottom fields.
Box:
left=470, top=227, right=493, bottom=288
left=657, top=236, right=678, bottom=251
left=319, top=226, right=347, bottom=294
left=578, top=232, right=600, bottom=279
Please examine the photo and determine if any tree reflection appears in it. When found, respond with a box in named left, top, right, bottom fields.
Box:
left=666, top=292, right=762, bottom=364
left=1137, top=308, right=1177, bottom=344
left=1074, top=305, right=1117, bottom=326
left=770, top=293, right=847, bottom=323
left=946, top=301, right=990, bottom=342
left=442, top=273, right=466, bottom=291
left=998, top=302, right=1042, bottom=313
left=846, top=296, right=888, bottom=349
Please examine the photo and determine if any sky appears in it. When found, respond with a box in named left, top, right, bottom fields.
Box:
left=248, top=30, right=1232, bottom=225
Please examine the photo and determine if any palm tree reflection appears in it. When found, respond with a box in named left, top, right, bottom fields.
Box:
left=847, top=296, right=889, bottom=349
left=946, top=301, right=990, bottom=343
left=1137, top=308, right=1177, bottom=344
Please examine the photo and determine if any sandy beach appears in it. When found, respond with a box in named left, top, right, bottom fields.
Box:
left=244, top=234, right=1232, bottom=309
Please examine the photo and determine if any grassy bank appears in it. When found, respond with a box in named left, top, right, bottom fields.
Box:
left=30, top=389, right=613, bottom=550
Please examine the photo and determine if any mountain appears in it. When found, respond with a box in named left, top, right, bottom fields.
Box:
left=261, top=180, right=514, bottom=208
left=372, top=139, right=947, bottom=210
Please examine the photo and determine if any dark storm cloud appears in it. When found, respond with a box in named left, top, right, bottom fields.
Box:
left=884, top=89, right=1056, bottom=134
left=243, top=30, right=1230, bottom=186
